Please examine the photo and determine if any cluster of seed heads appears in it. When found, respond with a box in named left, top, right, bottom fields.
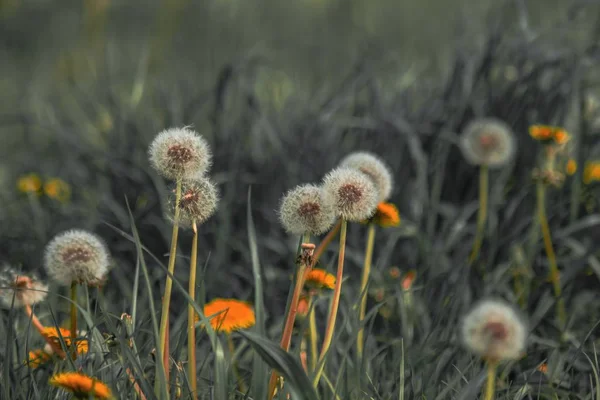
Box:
left=460, top=118, right=516, bottom=168
left=44, top=230, right=110, bottom=285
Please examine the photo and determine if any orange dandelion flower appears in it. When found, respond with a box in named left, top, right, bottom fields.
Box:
left=17, top=173, right=42, bottom=195
left=44, top=178, right=71, bottom=203
left=49, top=372, right=113, bottom=399
left=388, top=266, right=401, bottom=279
left=296, top=295, right=310, bottom=319
left=538, top=363, right=548, bottom=374
left=198, top=298, right=256, bottom=334
left=25, top=349, right=52, bottom=369
left=566, top=159, right=577, bottom=175
left=553, top=129, right=570, bottom=145
left=304, top=269, right=335, bottom=290
left=401, top=270, right=416, bottom=291
left=529, top=125, right=554, bottom=141
left=41, top=327, right=88, bottom=354
left=370, top=202, right=401, bottom=227
left=584, top=161, right=600, bottom=184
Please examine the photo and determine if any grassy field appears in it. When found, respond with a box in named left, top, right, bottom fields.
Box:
left=1, top=0, right=600, bottom=399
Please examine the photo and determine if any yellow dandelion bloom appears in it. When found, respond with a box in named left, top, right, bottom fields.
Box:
left=17, top=173, right=42, bottom=195
left=197, top=298, right=256, bottom=334
left=304, top=269, right=335, bottom=290
left=25, top=349, right=52, bottom=369
left=566, top=159, right=577, bottom=175
left=583, top=161, right=600, bottom=184
left=371, top=202, right=401, bottom=227
left=44, top=178, right=71, bottom=203
left=49, top=372, right=113, bottom=399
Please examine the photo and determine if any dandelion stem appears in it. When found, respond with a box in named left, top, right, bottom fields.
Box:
left=309, top=296, right=318, bottom=372
left=70, top=281, right=78, bottom=360
left=268, top=232, right=311, bottom=399
left=357, top=223, right=376, bottom=360
left=158, top=177, right=182, bottom=397
left=469, top=164, right=489, bottom=265
left=187, top=220, right=199, bottom=400
left=313, top=219, right=341, bottom=267
left=536, top=182, right=566, bottom=330
left=484, top=361, right=497, bottom=400
left=313, top=219, right=348, bottom=388
left=228, top=334, right=247, bottom=393
left=24, top=305, right=66, bottom=358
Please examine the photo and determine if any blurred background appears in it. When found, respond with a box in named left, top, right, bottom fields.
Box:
left=1, top=0, right=599, bottom=316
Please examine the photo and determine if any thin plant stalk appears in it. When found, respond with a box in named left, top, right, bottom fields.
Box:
left=70, top=281, right=78, bottom=360
left=187, top=220, right=199, bottom=399
left=313, top=219, right=341, bottom=265
left=268, top=233, right=311, bottom=399
left=227, top=334, right=247, bottom=393
left=484, top=361, right=497, bottom=400
left=357, top=223, right=376, bottom=359
left=313, top=219, right=348, bottom=388
left=536, top=182, right=566, bottom=330
left=308, top=296, right=318, bottom=372
left=158, top=178, right=183, bottom=385
left=469, top=164, right=489, bottom=264
left=24, top=305, right=66, bottom=358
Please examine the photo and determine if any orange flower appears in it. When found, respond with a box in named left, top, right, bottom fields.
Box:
left=538, top=363, right=548, bottom=374
left=388, top=266, right=401, bottom=279
left=583, top=161, right=600, bottom=184
left=17, top=173, right=42, bottom=195
left=304, top=269, right=335, bottom=290
left=198, top=298, right=256, bottom=334
left=566, top=159, right=577, bottom=175
left=369, top=202, right=400, bottom=227
left=25, top=349, right=52, bottom=369
left=41, top=327, right=88, bottom=354
left=401, top=270, right=416, bottom=291
left=44, top=178, right=71, bottom=203
left=529, top=125, right=570, bottom=145
left=296, top=295, right=310, bottom=319
left=49, top=372, right=113, bottom=399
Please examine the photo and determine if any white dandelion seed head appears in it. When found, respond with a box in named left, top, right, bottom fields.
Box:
left=462, top=299, right=527, bottom=362
left=460, top=118, right=516, bottom=168
left=168, top=176, right=219, bottom=227
left=339, top=152, right=393, bottom=202
left=0, top=267, right=48, bottom=308
left=148, top=127, right=212, bottom=180
left=278, top=184, right=336, bottom=235
left=322, top=168, right=378, bottom=221
left=44, top=230, right=110, bottom=286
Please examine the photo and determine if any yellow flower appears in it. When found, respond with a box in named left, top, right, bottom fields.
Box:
left=529, top=125, right=570, bottom=145
left=25, top=349, right=52, bottom=369
left=197, top=298, right=256, bottom=334
left=41, top=327, right=88, bottom=354
left=17, top=173, right=42, bottom=195
left=44, top=178, right=71, bottom=203
left=566, top=159, right=577, bottom=175
left=370, top=202, right=401, bottom=227
left=583, top=161, right=600, bottom=184
left=304, top=268, right=335, bottom=290
left=49, top=372, right=113, bottom=399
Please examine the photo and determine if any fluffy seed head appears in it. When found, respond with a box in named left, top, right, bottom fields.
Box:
left=148, top=127, right=212, bottom=180
left=460, top=119, right=516, bottom=168
left=462, top=299, right=526, bottom=362
left=322, top=168, right=378, bottom=221
left=0, top=267, right=48, bottom=308
left=44, top=230, right=110, bottom=285
left=278, top=184, right=336, bottom=235
left=170, top=177, right=219, bottom=227
left=339, top=152, right=393, bottom=202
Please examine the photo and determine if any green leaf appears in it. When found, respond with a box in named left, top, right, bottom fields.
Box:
left=239, top=330, right=320, bottom=400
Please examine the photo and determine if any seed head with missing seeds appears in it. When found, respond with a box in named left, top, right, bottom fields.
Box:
left=148, top=127, right=212, bottom=180
left=322, top=168, right=378, bottom=221
left=0, top=267, right=47, bottom=308
left=339, top=152, right=393, bottom=202
left=44, top=230, right=110, bottom=286
left=462, top=299, right=526, bottom=363
left=460, top=118, right=515, bottom=168
left=169, top=176, right=219, bottom=227
left=278, top=184, right=336, bottom=235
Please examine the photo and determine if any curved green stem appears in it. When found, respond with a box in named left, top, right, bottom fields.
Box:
left=309, top=296, right=318, bottom=372
left=536, top=182, right=566, bottom=330
left=313, top=219, right=348, bottom=388
left=228, top=334, right=247, bottom=393
left=469, top=165, right=489, bottom=265
left=187, top=220, right=199, bottom=399
left=357, top=223, right=376, bottom=360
